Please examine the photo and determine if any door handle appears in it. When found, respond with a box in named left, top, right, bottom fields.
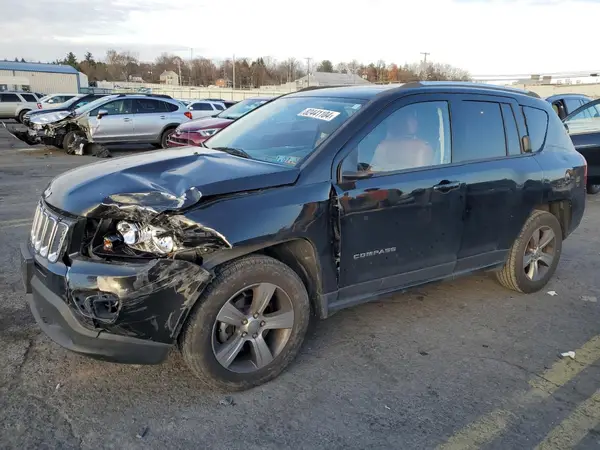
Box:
left=123, top=118, right=132, bottom=122
left=433, top=180, right=461, bottom=192
left=160, top=115, right=166, bottom=119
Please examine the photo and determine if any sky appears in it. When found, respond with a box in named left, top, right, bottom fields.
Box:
left=1, top=0, right=599, bottom=76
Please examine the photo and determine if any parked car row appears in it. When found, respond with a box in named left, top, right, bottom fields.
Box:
left=20, top=82, right=588, bottom=391
left=0, top=91, right=42, bottom=122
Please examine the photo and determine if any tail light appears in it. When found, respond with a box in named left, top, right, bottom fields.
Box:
left=184, top=111, right=193, bottom=120
left=37, top=103, right=42, bottom=109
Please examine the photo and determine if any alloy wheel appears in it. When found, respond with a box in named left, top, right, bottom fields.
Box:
left=211, top=283, right=295, bottom=373
left=523, top=225, right=556, bottom=281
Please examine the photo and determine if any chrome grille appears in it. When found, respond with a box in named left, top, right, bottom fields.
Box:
left=30, top=203, right=72, bottom=263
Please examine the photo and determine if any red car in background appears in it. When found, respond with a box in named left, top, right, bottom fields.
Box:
left=167, top=97, right=271, bottom=147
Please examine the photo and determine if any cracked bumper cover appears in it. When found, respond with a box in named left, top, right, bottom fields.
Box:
left=21, top=243, right=211, bottom=364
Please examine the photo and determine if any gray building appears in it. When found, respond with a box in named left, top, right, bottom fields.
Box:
left=0, top=61, right=85, bottom=94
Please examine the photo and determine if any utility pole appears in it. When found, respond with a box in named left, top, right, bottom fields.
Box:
left=232, top=54, right=236, bottom=90
left=177, top=59, right=181, bottom=87
left=420, top=52, right=430, bottom=63
left=305, top=57, right=312, bottom=87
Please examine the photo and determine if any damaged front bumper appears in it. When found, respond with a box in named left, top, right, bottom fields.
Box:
left=21, top=243, right=212, bottom=364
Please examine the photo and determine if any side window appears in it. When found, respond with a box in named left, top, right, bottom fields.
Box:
left=134, top=99, right=166, bottom=114
left=163, top=102, right=179, bottom=112
left=1, top=94, right=21, bottom=102
left=522, top=107, right=549, bottom=151
left=214, top=104, right=225, bottom=110
left=564, top=98, right=582, bottom=114
left=564, top=102, right=600, bottom=135
left=192, top=102, right=213, bottom=111
left=22, top=94, right=37, bottom=102
left=452, top=101, right=506, bottom=163
left=348, top=101, right=451, bottom=175
left=90, top=99, right=132, bottom=116
left=551, top=102, right=560, bottom=115
left=501, top=104, right=521, bottom=156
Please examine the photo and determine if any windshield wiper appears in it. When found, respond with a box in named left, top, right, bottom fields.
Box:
left=211, top=146, right=252, bottom=159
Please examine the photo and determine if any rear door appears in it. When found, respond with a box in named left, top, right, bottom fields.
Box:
left=0, top=93, right=22, bottom=118
left=132, top=98, right=170, bottom=142
left=564, top=99, right=600, bottom=183
left=87, top=99, right=134, bottom=142
left=449, top=94, right=544, bottom=271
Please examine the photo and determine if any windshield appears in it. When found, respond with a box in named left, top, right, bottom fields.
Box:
left=206, top=96, right=364, bottom=166
left=218, top=98, right=269, bottom=120
left=74, top=96, right=117, bottom=116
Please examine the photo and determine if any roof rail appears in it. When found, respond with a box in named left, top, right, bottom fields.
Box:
left=115, top=93, right=173, bottom=99
left=405, top=81, right=541, bottom=98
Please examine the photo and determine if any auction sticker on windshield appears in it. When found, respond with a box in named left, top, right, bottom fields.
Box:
left=297, top=108, right=340, bottom=121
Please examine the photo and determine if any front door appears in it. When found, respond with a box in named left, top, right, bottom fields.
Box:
left=564, top=99, right=600, bottom=184
left=334, top=96, right=466, bottom=301
left=88, top=99, right=134, bottom=142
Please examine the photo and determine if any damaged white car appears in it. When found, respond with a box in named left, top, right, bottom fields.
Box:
left=6, top=94, right=193, bottom=157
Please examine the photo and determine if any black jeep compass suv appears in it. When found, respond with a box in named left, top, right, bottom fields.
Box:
left=21, top=82, right=587, bottom=390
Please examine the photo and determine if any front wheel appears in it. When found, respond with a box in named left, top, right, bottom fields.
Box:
left=179, top=255, right=310, bottom=391
left=17, top=110, right=30, bottom=123
left=496, top=210, right=563, bottom=293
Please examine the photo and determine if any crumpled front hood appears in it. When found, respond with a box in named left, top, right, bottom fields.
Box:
left=44, top=147, right=299, bottom=217
left=177, top=117, right=233, bottom=132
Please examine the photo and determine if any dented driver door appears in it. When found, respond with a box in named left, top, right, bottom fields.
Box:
left=87, top=99, right=134, bottom=143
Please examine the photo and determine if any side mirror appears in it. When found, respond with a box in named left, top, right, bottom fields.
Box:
left=97, top=109, right=108, bottom=119
left=563, top=122, right=570, bottom=134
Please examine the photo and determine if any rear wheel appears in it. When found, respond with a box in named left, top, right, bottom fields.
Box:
left=496, top=210, right=563, bottom=293
left=179, top=255, right=310, bottom=391
left=160, top=128, right=176, bottom=148
left=587, top=184, right=600, bottom=195
left=17, top=110, right=30, bottom=123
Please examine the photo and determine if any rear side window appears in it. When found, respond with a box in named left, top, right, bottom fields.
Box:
left=164, top=102, right=179, bottom=112
left=564, top=98, right=583, bottom=114
left=192, top=102, right=213, bottom=111
left=522, top=107, right=548, bottom=152
left=134, top=98, right=167, bottom=114
left=22, top=94, right=37, bottom=102
left=452, top=101, right=506, bottom=163
left=501, top=104, right=521, bottom=155
left=214, top=104, right=225, bottom=110
left=1, top=94, right=20, bottom=102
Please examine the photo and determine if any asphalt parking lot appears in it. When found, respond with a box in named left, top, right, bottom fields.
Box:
left=1, top=125, right=600, bottom=450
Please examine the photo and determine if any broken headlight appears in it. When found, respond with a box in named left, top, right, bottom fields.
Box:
left=30, top=110, right=71, bottom=125
left=116, top=221, right=177, bottom=255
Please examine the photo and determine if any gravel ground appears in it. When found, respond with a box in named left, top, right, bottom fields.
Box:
left=1, top=127, right=600, bottom=449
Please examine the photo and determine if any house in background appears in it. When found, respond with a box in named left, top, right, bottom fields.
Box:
left=159, top=70, right=179, bottom=86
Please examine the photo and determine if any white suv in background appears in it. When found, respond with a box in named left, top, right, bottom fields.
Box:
left=187, top=100, right=226, bottom=119
left=0, top=92, right=41, bottom=123
left=39, top=93, right=78, bottom=107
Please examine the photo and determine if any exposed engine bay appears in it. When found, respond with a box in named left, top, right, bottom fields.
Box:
left=2, top=112, right=111, bottom=158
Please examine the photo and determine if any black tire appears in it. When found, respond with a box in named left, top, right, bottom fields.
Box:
left=587, top=184, right=600, bottom=195
left=179, top=255, right=310, bottom=391
left=62, top=130, right=82, bottom=151
left=160, top=128, right=176, bottom=148
left=17, top=110, right=30, bottom=123
left=151, top=143, right=162, bottom=149
left=496, top=210, right=563, bottom=293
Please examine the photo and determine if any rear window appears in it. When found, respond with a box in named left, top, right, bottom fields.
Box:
left=22, top=94, right=37, bottom=102
left=522, top=106, right=548, bottom=152
left=164, top=102, right=179, bottom=112
left=192, top=102, right=214, bottom=111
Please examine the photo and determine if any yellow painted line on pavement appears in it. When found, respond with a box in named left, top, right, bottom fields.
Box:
left=437, top=335, right=600, bottom=450
left=535, top=389, right=600, bottom=450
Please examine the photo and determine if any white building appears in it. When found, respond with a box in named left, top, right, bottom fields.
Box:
left=0, top=61, right=85, bottom=93
left=160, top=70, right=179, bottom=86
